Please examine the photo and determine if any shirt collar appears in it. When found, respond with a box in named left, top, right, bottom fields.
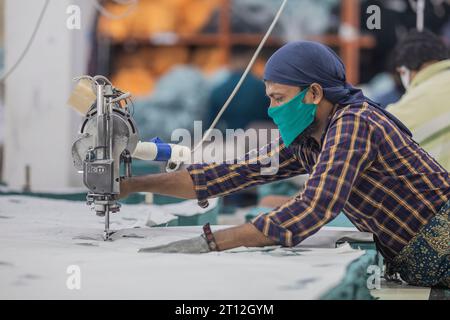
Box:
left=318, top=103, right=342, bottom=147
left=410, top=59, right=450, bottom=88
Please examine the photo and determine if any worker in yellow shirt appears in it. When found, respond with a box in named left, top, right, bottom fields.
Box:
left=387, top=29, right=450, bottom=170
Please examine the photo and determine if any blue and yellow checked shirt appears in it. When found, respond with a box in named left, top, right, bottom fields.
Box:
left=187, top=103, right=450, bottom=260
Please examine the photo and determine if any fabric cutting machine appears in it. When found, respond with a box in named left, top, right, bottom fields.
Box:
left=69, top=76, right=191, bottom=240
left=71, top=76, right=138, bottom=240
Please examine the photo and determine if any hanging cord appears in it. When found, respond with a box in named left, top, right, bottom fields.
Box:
left=0, top=0, right=50, bottom=82
left=190, top=0, right=289, bottom=154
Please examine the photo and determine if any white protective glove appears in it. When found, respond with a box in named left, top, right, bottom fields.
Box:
left=138, top=236, right=211, bottom=254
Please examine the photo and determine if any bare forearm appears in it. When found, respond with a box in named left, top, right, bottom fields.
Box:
left=124, top=172, right=277, bottom=251
left=125, top=170, right=197, bottom=199
left=214, top=223, right=277, bottom=251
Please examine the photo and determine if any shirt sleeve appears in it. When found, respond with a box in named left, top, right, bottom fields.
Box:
left=252, top=111, right=380, bottom=247
left=186, top=138, right=307, bottom=202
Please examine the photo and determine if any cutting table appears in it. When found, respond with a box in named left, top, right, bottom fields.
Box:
left=0, top=195, right=377, bottom=299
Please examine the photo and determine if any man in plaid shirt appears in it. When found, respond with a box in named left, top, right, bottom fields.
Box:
left=121, top=41, right=449, bottom=287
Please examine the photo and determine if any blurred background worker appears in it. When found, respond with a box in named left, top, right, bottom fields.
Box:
left=206, top=45, right=271, bottom=132
left=387, top=29, right=450, bottom=170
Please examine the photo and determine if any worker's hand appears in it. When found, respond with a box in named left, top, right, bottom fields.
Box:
left=119, top=177, right=133, bottom=199
left=138, top=236, right=211, bottom=254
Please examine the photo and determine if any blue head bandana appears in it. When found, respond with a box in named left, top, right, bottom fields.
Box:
left=264, top=41, right=411, bottom=136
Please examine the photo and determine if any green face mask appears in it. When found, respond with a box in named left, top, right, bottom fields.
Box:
left=267, top=87, right=317, bottom=147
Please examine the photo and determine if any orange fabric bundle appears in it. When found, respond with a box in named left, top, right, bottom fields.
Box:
left=130, top=1, right=177, bottom=37
left=114, top=49, right=152, bottom=69
left=148, top=46, right=190, bottom=76
left=98, top=0, right=179, bottom=40
left=251, top=58, right=267, bottom=79
left=192, top=47, right=227, bottom=74
left=112, top=68, right=155, bottom=97
left=177, top=0, right=220, bottom=34
left=98, top=0, right=222, bottom=39
left=111, top=46, right=190, bottom=95
left=97, top=3, right=134, bottom=41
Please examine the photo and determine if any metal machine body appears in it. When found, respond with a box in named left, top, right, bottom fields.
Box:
left=72, top=77, right=138, bottom=240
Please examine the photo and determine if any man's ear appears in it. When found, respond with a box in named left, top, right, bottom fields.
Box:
left=309, top=83, right=324, bottom=104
